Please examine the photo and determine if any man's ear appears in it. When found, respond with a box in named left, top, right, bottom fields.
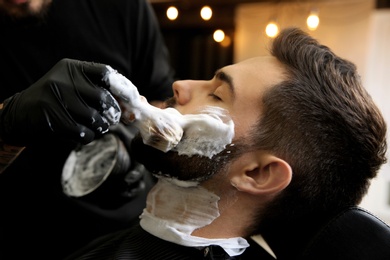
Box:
left=230, top=153, right=292, bottom=195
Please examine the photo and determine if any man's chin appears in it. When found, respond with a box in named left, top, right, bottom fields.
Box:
left=130, top=134, right=230, bottom=182
left=130, top=134, right=173, bottom=175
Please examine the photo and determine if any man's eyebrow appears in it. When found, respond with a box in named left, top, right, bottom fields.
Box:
left=215, top=69, right=235, bottom=97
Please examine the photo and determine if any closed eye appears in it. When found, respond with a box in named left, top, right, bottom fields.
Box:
left=209, top=93, right=222, bottom=101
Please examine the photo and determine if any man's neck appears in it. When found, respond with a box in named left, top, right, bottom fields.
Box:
left=142, top=177, right=221, bottom=234
left=139, top=177, right=250, bottom=256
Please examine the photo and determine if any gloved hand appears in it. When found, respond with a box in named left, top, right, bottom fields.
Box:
left=0, top=58, right=121, bottom=146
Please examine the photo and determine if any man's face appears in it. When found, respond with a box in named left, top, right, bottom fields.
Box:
left=0, top=0, right=52, bottom=18
left=132, top=56, right=286, bottom=182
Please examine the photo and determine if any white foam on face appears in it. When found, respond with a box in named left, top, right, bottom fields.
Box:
left=173, top=106, right=234, bottom=158
left=141, top=177, right=220, bottom=233
left=140, top=177, right=249, bottom=256
left=103, top=66, right=235, bottom=158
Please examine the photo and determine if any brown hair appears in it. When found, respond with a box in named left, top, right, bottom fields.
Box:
left=251, top=27, right=387, bottom=233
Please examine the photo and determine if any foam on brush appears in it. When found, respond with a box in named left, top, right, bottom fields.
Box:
left=103, top=66, right=234, bottom=158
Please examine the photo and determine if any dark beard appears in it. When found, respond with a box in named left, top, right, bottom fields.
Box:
left=131, top=96, right=249, bottom=182
left=130, top=133, right=247, bottom=182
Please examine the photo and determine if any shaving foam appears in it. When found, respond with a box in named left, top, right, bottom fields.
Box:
left=103, top=66, right=235, bottom=158
left=97, top=88, right=121, bottom=133
left=173, top=106, right=234, bottom=158
left=102, top=105, right=121, bottom=127
left=140, top=177, right=249, bottom=256
left=103, top=66, right=184, bottom=151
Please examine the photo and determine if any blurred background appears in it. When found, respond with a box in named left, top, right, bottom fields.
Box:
left=150, top=0, right=390, bottom=223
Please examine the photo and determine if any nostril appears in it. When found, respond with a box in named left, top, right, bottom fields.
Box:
left=174, top=88, right=180, bottom=98
left=173, top=81, right=191, bottom=105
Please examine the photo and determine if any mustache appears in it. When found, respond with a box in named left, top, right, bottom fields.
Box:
left=163, top=97, right=177, bottom=108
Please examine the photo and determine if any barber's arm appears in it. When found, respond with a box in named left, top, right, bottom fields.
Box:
left=0, top=58, right=121, bottom=173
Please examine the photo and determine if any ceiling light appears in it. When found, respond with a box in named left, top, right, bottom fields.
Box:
left=307, top=9, right=320, bottom=31
left=200, top=6, right=212, bottom=21
left=266, top=21, right=279, bottom=38
left=166, top=6, right=178, bottom=20
left=213, top=29, right=225, bottom=42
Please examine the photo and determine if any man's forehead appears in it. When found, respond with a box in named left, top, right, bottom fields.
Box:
left=222, top=55, right=281, bottom=74
left=237, top=55, right=279, bottom=69
left=222, top=56, right=285, bottom=91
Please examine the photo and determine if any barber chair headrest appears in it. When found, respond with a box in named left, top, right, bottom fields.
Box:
left=301, top=206, right=390, bottom=260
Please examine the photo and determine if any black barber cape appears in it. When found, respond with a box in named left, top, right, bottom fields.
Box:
left=64, top=223, right=275, bottom=260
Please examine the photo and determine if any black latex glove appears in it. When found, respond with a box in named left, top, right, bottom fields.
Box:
left=0, top=58, right=121, bottom=146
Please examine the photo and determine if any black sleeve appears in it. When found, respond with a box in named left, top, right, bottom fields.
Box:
left=130, top=0, right=175, bottom=102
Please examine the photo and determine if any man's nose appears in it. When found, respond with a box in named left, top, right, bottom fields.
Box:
left=172, top=80, right=193, bottom=105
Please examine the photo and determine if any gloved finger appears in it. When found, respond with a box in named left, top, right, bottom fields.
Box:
left=58, top=123, right=96, bottom=145
left=80, top=60, right=111, bottom=89
left=70, top=66, right=121, bottom=123
left=40, top=88, right=112, bottom=139
left=68, top=106, right=111, bottom=136
left=48, top=65, right=121, bottom=126
left=67, top=87, right=121, bottom=126
left=37, top=106, right=98, bottom=144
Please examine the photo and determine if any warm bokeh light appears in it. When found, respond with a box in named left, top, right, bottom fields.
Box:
left=213, top=29, right=225, bottom=42
left=200, top=6, right=212, bottom=21
left=307, top=12, right=320, bottom=31
left=166, top=6, right=178, bottom=20
left=265, top=22, right=279, bottom=38
left=220, top=35, right=231, bottom=47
